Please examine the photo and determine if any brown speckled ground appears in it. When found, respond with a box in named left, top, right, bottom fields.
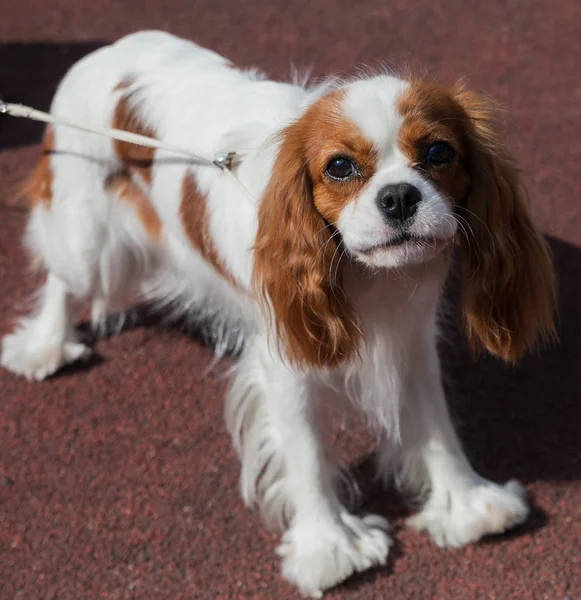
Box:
left=1, top=1, right=581, bottom=599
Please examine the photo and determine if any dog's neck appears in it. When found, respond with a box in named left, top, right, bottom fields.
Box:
left=344, top=251, right=451, bottom=315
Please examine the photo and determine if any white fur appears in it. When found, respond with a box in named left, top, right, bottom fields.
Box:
left=1, top=31, right=529, bottom=597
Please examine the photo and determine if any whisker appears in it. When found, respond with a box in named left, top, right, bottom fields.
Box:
left=404, top=270, right=420, bottom=305
left=328, top=237, right=345, bottom=286
left=333, top=247, right=349, bottom=287
left=315, top=226, right=342, bottom=262
left=455, top=205, right=495, bottom=249
left=315, top=221, right=335, bottom=237
left=451, top=212, right=483, bottom=277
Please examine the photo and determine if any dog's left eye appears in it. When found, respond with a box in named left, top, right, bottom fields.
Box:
left=425, top=142, right=456, bottom=166
left=325, top=157, right=358, bottom=180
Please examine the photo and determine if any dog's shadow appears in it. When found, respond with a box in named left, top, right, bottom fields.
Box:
left=436, top=236, right=581, bottom=487
left=48, top=302, right=243, bottom=381
left=73, top=303, right=244, bottom=357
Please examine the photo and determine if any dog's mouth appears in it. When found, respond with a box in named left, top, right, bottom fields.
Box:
left=356, top=233, right=446, bottom=255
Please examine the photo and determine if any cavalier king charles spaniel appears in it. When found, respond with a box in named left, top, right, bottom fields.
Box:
left=1, top=31, right=556, bottom=597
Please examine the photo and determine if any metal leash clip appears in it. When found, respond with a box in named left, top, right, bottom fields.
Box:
left=213, top=151, right=238, bottom=171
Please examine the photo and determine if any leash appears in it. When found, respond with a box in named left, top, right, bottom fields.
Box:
left=0, top=99, right=256, bottom=204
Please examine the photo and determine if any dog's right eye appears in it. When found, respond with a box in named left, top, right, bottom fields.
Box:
left=425, top=142, right=456, bottom=167
left=325, top=157, right=358, bottom=181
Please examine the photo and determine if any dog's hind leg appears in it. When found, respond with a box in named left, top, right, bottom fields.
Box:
left=1, top=272, right=91, bottom=381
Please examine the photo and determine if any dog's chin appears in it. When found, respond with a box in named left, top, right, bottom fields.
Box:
left=352, top=235, right=450, bottom=269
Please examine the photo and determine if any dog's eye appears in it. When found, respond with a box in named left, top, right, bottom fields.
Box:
left=425, top=142, right=456, bottom=166
left=325, top=157, right=358, bottom=180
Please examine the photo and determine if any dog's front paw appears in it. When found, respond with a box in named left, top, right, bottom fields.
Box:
left=408, top=479, right=529, bottom=548
left=277, top=512, right=391, bottom=598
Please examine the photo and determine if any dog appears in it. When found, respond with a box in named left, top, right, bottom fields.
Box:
left=1, top=31, right=556, bottom=597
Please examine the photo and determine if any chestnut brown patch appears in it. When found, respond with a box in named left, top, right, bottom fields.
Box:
left=113, top=76, right=134, bottom=92
left=397, top=81, right=470, bottom=205
left=111, top=88, right=156, bottom=186
left=180, top=173, right=239, bottom=287
left=108, top=77, right=164, bottom=240
left=301, top=90, right=378, bottom=224
left=105, top=172, right=163, bottom=240
left=24, top=126, right=55, bottom=208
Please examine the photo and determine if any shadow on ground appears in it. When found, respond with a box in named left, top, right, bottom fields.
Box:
left=0, top=42, right=106, bottom=150
left=438, top=236, right=581, bottom=486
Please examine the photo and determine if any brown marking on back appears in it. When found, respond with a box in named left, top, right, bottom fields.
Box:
left=180, top=172, right=239, bottom=287
left=105, top=172, right=163, bottom=240
left=397, top=80, right=471, bottom=205
left=113, top=76, right=134, bottom=92
left=111, top=89, right=156, bottom=185
left=24, top=126, right=55, bottom=208
left=109, top=76, right=163, bottom=241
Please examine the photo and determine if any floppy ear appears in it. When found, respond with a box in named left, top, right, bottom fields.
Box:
left=252, top=122, right=361, bottom=369
left=454, top=89, right=557, bottom=362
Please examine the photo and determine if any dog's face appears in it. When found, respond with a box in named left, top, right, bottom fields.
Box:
left=300, top=77, right=470, bottom=269
left=254, top=75, right=556, bottom=369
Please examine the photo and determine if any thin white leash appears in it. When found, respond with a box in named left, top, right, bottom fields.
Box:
left=0, top=99, right=256, bottom=204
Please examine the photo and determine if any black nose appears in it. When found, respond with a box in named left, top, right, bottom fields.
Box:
left=377, top=183, right=422, bottom=222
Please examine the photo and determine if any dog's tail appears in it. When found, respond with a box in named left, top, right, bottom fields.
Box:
left=3, top=126, right=54, bottom=212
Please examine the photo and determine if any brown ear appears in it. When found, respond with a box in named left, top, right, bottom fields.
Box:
left=252, top=122, right=361, bottom=369
left=455, top=89, right=557, bottom=362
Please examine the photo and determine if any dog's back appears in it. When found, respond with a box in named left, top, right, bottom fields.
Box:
left=23, top=32, right=305, bottom=343
left=7, top=31, right=306, bottom=378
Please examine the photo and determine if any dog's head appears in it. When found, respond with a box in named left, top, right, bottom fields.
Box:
left=253, top=75, right=556, bottom=368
